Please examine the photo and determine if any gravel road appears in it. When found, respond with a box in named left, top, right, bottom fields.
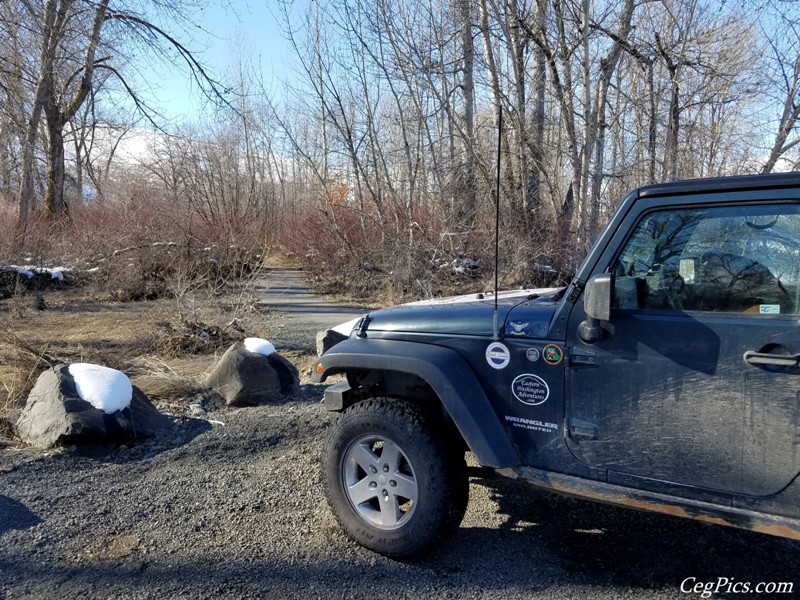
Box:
left=2, top=293, right=799, bottom=599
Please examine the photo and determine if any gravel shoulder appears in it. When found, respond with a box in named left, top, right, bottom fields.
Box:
left=1, top=284, right=799, bottom=599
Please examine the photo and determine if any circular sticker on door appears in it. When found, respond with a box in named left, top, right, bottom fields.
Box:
left=542, top=344, right=563, bottom=365
left=486, top=342, right=511, bottom=370
left=512, top=374, right=550, bottom=405
left=526, top=348, right=540, bottom=362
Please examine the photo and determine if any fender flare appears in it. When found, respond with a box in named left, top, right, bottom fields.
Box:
left=313, top=338, right=520, bottom=469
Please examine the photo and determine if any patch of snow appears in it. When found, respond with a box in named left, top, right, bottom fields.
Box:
left=67, top=363, right=133, bottom=414
left=3, top=266, right=34, bottom=278
left=533, top=263, right=558, bottom=274
left=243, top=337, right=276, bottom=356
left=43, top=267, right=68, bottom=280
left=1, top=265, right=71, bottom=280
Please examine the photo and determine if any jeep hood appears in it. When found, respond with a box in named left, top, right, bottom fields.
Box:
left=350, top=287, right=564, bottom=338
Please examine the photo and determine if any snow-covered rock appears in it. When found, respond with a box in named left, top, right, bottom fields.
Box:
left=206, top=341, right=299, bottom=407
left=0, top=265, right=70, bottom=280
left=243, top=337, right=276, bottom=356
left=67, top=364, right=132, bottom=413
left=16, top=365, right=173, bottom=449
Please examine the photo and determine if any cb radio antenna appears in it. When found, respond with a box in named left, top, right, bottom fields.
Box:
left=492, top=107, right=502, bottom=340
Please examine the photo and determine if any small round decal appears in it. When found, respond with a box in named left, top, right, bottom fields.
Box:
left=512, top=374, right=550, bottom=405
left=526, top=348, right=540, bottom=362
left=486, top=342, right=511, bottom=370
left=542, top=344, right=563, bottom=365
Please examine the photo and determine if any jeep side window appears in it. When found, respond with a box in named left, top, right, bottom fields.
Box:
left=612, top=204, right=800, bottom=315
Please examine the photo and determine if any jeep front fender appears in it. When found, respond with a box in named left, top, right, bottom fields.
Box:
left=312, top=338, right=520, bottom=469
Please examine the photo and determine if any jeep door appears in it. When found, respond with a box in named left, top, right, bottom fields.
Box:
left=565, top=193, right=800, bottom=497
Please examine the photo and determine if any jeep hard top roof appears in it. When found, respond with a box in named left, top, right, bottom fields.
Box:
left=638, top=172, right=800, bottom=199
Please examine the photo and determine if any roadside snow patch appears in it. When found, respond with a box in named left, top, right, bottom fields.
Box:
left=243, top=337, right=276, bottom=356
left=6, top=266, right=34, bottom=278
left=67, top=363, right=133, bottom=414
left=1, top=265, right=69, bottom=280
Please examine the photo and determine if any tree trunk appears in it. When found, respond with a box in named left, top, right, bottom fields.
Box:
left=17, top=0, right=60, bottom=226
left=578, top=0, right=592, bottom=246
left=315, top=0, right=329, bottom=184
left=18, top=102, right=45, bottom=225
left=762, top=54, right=800, bottom=173
left=647, top=62, right=657, bottom=184
left=588, top=0, right=635, bottom=238
left=664, top=70, right=680, bottom=181
left=0, top=131, right=9, bottom=197
left=531, top=0, right=550, bottom=219
left=459, top=0, right=476, bottom=223
left=44, top=117, right=66, bottom=218
left=479, top=0, right=515, bottom=203
left=70, top=121, right=84, bottom=203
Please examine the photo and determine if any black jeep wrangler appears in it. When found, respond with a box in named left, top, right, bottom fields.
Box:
left=312, top=173, right=800, bottom=557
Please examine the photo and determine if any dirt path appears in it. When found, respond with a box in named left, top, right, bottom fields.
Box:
left=256, top=268, right=369, bottom=330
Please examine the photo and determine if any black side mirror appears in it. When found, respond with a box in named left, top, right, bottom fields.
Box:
left=578, top=273, right=614, bottom=344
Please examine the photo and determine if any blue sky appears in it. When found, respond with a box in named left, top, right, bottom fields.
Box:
left=139, top=0, right=300, bottom=122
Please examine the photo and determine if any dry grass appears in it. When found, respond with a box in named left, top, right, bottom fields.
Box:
left=0, top=284, right=268, bottom=435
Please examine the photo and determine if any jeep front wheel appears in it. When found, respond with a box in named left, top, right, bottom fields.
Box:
left=323, top=398, right=468, bottom=557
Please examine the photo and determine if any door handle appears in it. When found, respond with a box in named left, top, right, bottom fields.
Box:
left=743, top=350, right=800, bottom=367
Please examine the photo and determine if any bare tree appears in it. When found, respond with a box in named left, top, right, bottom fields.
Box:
left=761, top=8, right=800, bottom=173
left=459, top=0, right=476, bottom=222
left=11, top=0, right=229, bottom=226
left=263, top=0, right=797, bottom=290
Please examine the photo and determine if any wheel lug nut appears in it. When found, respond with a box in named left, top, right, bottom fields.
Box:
left=369, top=465, right=377, bottom=474
left=382, top=464, right=390, bottom=472
left=382, top=489, right=388, bottom=497
left=369, top=482, right=377, bottom=489
left=389, top=480, right=397, bottom=487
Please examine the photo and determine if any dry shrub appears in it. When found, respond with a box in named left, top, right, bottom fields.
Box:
left=0, top=308, right=149, bottom=427
left=280, top=198, right=577, bottom=303
left=0, top=294, right=252, bottom=431
left=127, top=356, right=210, bottom=405
left=280, top=200, right=458, bottom=300
left=0, top=189, right=268, bottom=429
left=1, top=191, right=269, bottom=302
left=146, top=318, right=245, bottom=357
left=0, top=318, right=56, bottom=434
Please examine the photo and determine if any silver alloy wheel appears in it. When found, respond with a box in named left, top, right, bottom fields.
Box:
left=342, top=435, right=418, bottom=529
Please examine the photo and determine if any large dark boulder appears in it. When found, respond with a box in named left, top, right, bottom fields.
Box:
left=205, top=342, right=299, bottom=407
left=316, top=328, right=348, bottom=356
left=16, top=365, right=173, bottom=449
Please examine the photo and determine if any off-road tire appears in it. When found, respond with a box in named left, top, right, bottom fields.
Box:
left=323, top=398, right=468, bottom=558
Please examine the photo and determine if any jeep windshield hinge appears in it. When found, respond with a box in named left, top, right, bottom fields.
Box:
left=566, top=279, right=585, bottom=304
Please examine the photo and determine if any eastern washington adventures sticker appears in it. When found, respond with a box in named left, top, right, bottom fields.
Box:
left=485, top=342, right=511, bottom=370
left=511, top=374, right=550, bottom=405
